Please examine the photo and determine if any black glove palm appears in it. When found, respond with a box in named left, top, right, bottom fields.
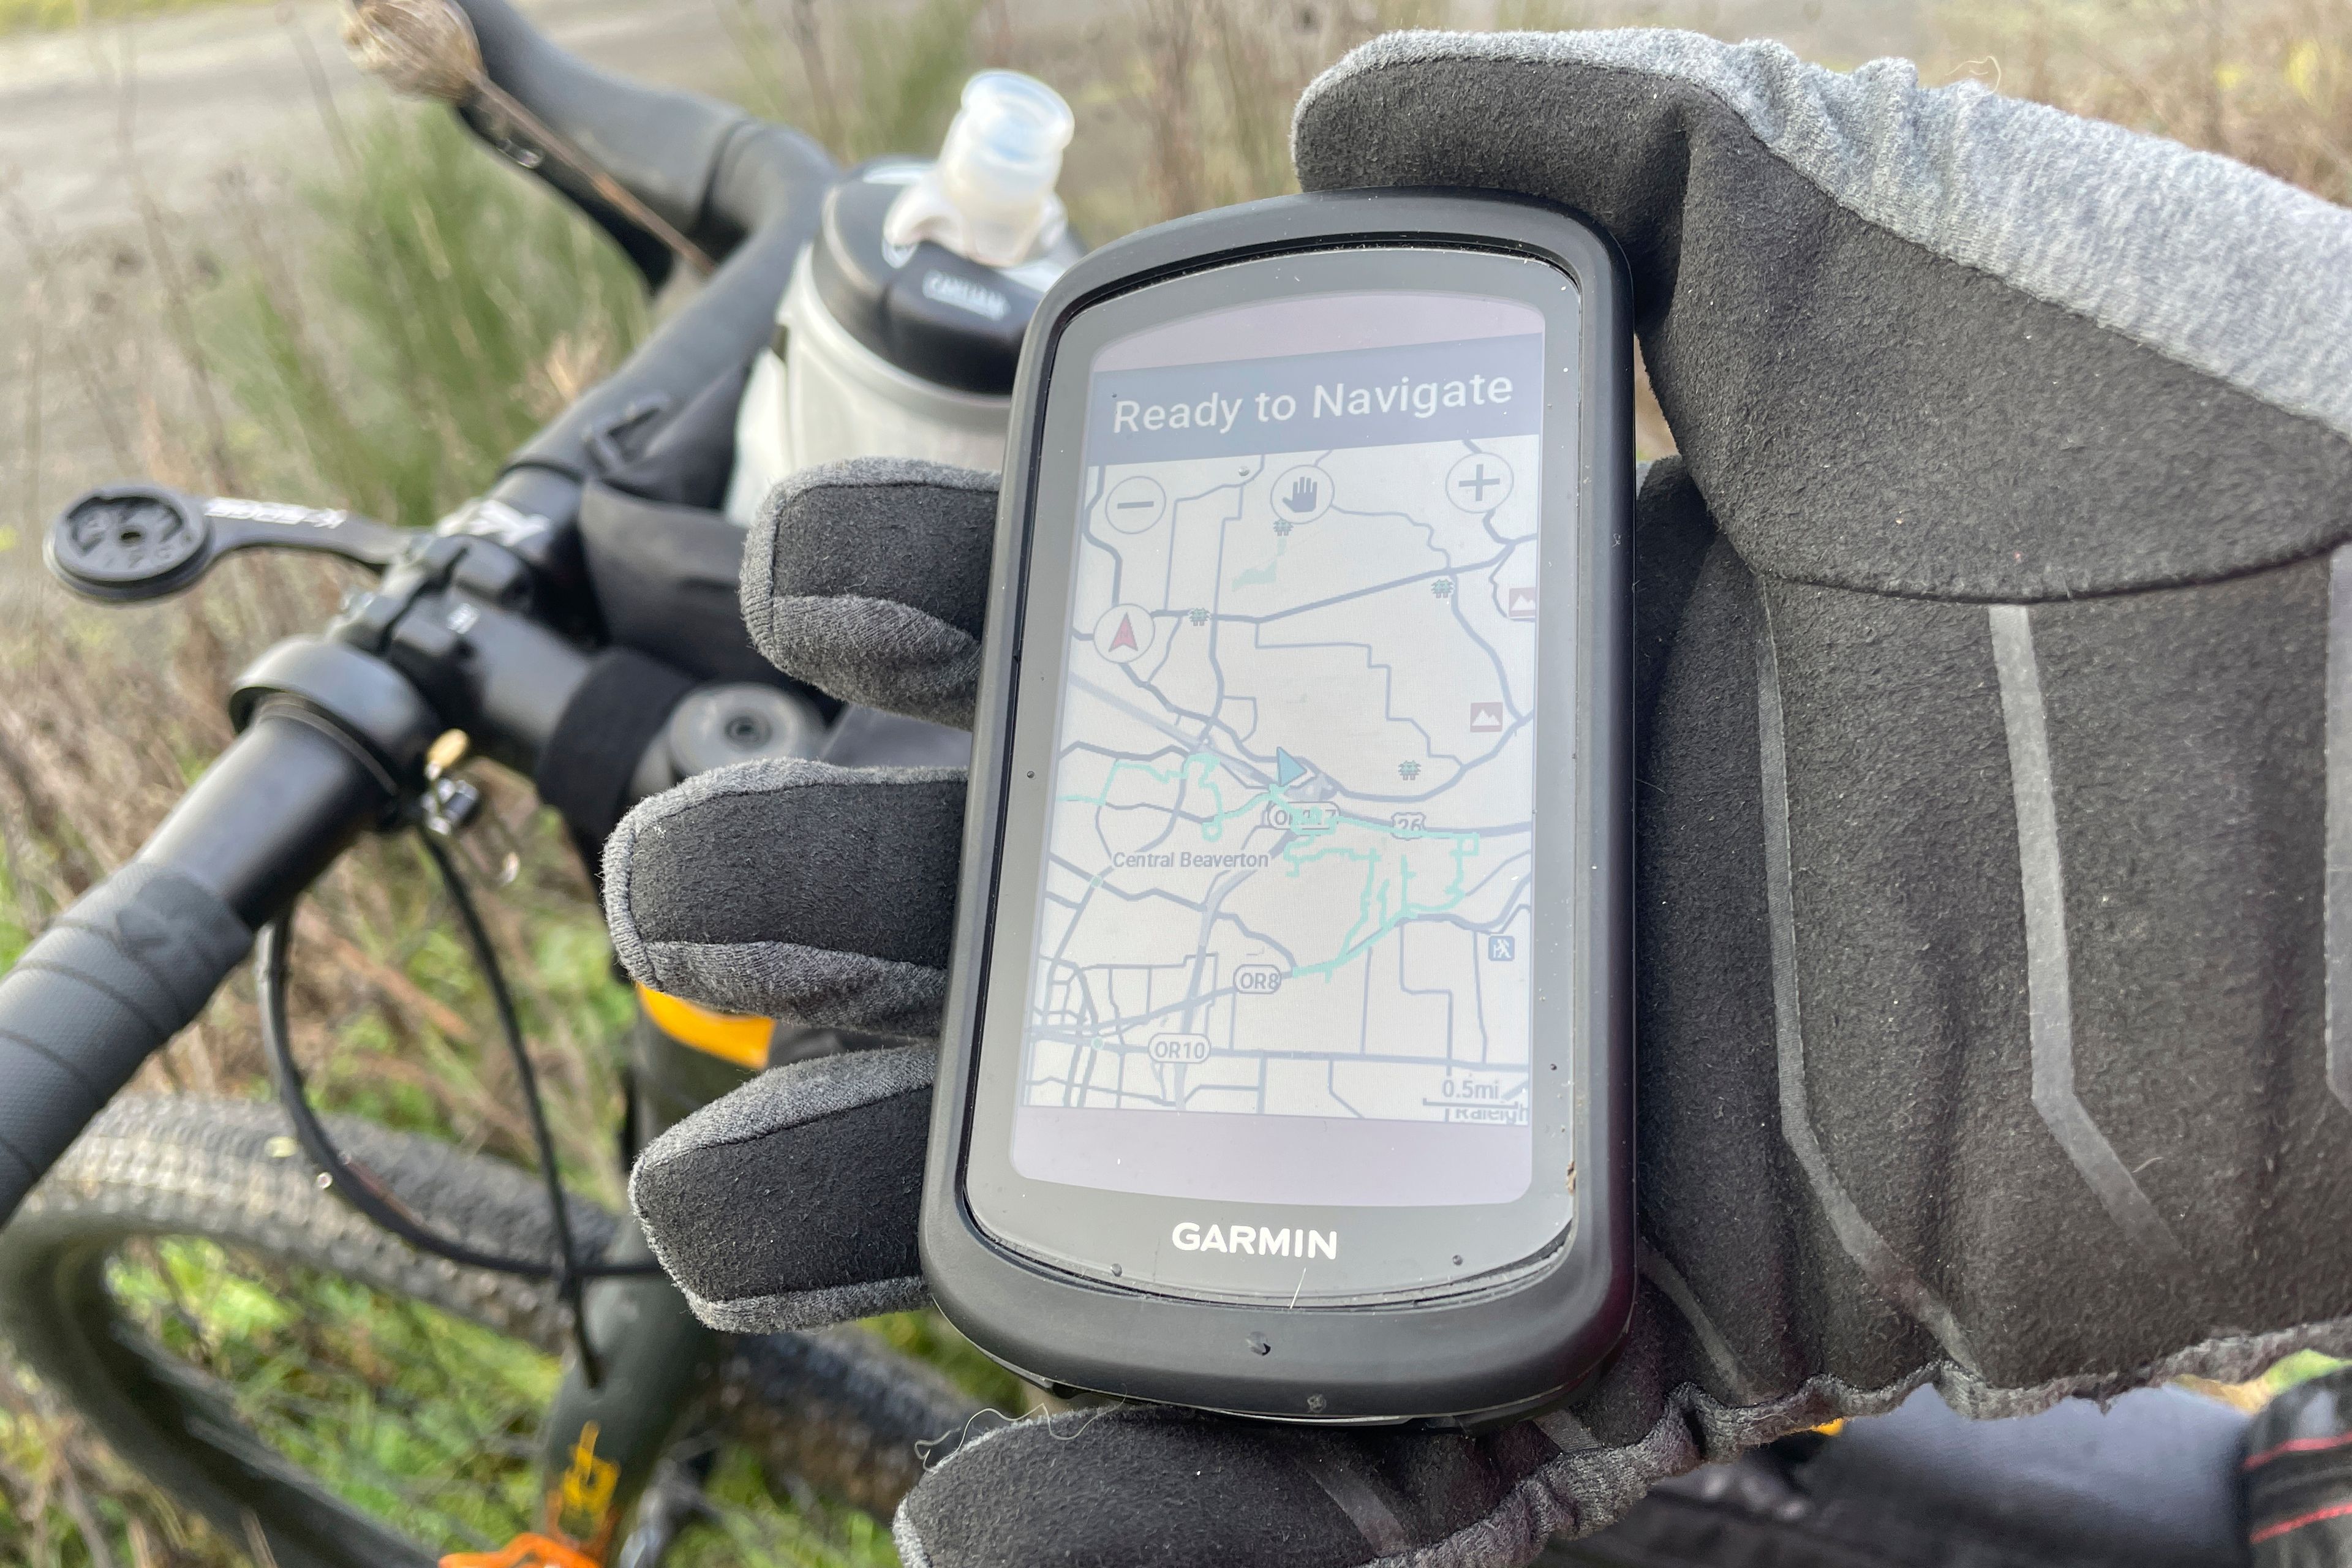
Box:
left=609, top=28, right=2352, bottom=1567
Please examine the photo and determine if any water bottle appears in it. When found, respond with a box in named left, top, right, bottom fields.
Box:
left=725, top=70, right=1084, bottom=522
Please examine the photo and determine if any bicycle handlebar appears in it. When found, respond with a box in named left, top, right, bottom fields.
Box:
left=444, top=0, right=836, bottom=494
left=454, top=0, right=759, bottom=280
left=0, top=0, right=835, bottom=1227
left=0, top=711, right=395, bottom=1223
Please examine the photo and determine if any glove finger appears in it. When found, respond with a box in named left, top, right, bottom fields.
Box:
left=743, top=458, right=998, bottom=730
left=897, top=1404, right=1568, bottom=1568
left=602, top=758, right=963, bottom=1038
left=631, top=1045, right=933, bottom=1332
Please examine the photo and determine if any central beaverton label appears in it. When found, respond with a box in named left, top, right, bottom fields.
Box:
left=1011, top=288, right=1547, bottom=1210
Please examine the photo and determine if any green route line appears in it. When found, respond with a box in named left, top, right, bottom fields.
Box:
left=1056, top=750, right=1483, bottom=978
left=1280, top=831, right=1482, bottom=979
left=1058, top=752, right=1239, bottom=841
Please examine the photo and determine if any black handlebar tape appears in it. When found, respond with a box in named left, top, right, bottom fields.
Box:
left=435, top=0, right=836, bottom=496
left=450, top=0, right=747, bottom=285
left=511, top=200, right=820, bottom=487
left=0, top=864, right=252, bottom=1225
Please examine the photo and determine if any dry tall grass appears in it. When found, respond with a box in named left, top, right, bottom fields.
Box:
left=0, top=0, right=2346, bottom=1561
left=1944, top=0, right=2351, bottom=205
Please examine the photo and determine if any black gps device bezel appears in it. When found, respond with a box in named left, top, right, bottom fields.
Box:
left=924, top=189, right=1635, bottom=1424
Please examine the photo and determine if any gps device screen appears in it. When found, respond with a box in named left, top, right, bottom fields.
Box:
left=1016, top=290, right=1545, bottom=1213
left=929, top=192, right=1632, bottom=1422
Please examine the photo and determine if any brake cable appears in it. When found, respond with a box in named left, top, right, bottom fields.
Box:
left=258, top=824, right=664, bottom=1388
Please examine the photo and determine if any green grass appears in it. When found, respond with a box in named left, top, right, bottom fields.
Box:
left=112, top=1238, right=561, bottom=1551
left=208, top=107, right=649, bottom=529
left=865, top=1312, right=1031, bottom=1417
left=99, top=1236, right=899, bottom=1566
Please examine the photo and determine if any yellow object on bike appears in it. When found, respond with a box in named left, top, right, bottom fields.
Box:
left=439, top=1533, right=601, bottom=1568
left=636, top=982, right=774, bottom=1070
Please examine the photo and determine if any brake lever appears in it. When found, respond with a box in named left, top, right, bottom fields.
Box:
left=46, top=483, right=412, bottom=604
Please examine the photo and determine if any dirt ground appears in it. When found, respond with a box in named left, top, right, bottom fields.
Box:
left=0, top=0, right=762, bottom=251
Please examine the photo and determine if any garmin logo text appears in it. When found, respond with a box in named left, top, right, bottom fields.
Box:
left=921, top=270, right=1009, bottom=321
left=1170, top=1221, right=1338, bottom=1259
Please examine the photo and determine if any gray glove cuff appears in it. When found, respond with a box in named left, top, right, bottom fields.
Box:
left=1294, top=31, right=2352, bottom=600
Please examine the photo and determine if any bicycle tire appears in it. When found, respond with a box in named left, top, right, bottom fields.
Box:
left=0, top=1095, right=975, bottom=1567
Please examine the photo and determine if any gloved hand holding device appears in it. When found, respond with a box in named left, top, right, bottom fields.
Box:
left=602, top=29, right=2352, bottom=1567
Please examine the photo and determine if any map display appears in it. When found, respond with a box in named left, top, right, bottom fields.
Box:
left=1011, top=292, right=1549, bottom=1208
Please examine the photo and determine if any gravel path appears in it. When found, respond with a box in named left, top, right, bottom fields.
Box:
left=0, top=0, right=741, bottom=251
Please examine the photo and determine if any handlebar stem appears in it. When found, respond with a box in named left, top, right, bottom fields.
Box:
left=318, top=531, right=597, bottom=778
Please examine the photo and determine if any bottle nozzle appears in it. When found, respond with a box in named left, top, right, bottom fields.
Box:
left=885, top=70, right=1075, bottom=268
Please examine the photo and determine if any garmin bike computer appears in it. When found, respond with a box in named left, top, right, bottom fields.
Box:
left=924, top=189, right=1634, bottom=1423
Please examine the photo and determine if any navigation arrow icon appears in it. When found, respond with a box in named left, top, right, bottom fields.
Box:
left=1275, top=748, right=1308, bottom=788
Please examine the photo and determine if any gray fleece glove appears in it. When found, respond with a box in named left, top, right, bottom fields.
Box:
left=606, top=29, right=2352, bottom=1568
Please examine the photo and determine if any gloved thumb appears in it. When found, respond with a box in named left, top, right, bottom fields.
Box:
left=1292, top=32, right=2352, bottom=603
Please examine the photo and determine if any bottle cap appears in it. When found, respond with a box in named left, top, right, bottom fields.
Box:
left=886, top=70, right=1075, bottom=267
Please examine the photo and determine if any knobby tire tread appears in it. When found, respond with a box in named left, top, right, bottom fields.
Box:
left=0, top=1095, right=974, bottom=1559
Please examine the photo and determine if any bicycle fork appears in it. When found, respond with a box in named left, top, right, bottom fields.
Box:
left=429, top=1220, right=717, bottom=1568
left=533, top=996, right=759, bottom=1564
left=537, top=1218, right=721, bottom=1562
left=442, top=1002, right=755, bottom=1568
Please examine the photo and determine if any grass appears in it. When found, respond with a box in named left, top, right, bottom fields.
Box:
left=111, top=1238, right=564, bottom=1551
left=1, top=0, right=2349, bottom=1561
left=209, top=108, right=650, bottom=529
left=94, top=1237, right=908, bottom=1564
left=1940, top=0, right=2352, bottom=206
left=726, top=0, right=990, bottom=164
left=0, top=28, right=1044, bottom=1558
left=0, top=89, right=679, bottom=1568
